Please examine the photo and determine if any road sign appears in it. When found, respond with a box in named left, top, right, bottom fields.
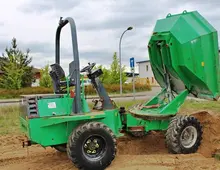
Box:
left=130, top=57, right=134, bottom=68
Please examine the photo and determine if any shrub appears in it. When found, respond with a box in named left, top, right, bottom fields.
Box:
left=39, top=64, right=53, bottom=88
left=84, top=83, right=151, bottom=95
left=0, top=87, right=53, bottom=99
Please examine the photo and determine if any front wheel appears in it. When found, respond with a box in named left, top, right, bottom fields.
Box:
left=165, top=115, right=203, bottom=154
left=67, top=122, right=117, bottom=170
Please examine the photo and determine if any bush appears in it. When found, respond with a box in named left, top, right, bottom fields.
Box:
left=0, top=83, right=151, bottom=99
left=0, top=87, right=53, bottom=99
left=85, top=83, right=151, bottom=95
left=39, top=64, right=52, bottom=88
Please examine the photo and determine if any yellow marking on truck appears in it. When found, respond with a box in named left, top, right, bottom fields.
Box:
left=201, top=62, right=205, bottom=66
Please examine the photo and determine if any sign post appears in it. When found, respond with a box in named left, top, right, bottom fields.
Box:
left=130, top=57, right=135, bottom=100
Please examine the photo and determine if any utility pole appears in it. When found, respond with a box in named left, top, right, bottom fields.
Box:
left=119, top=26, right=133, bottom=96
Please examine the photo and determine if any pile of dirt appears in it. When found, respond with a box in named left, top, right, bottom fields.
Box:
left=0, top=135, right=26, bottom=147
left=117, top=131, right=167, bottom=155
left=116, top=111, right=220, bottom=158
left=191, top=111, right=220, bottom=157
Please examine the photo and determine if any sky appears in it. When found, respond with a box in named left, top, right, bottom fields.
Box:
left=0, top=0, right=220, bottom=73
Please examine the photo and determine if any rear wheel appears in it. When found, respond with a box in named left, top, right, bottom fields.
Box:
left=165, top=115, right=202, bottom=154
left=67, top=122, right=117, bottom=170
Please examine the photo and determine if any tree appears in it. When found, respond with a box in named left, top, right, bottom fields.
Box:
left=109, top=52, right=127, bottom=84
left=92, top=52, right=127, bottom=85
left=0, top=59, right=24, bottom=89
left=39, top=64, right=52, bottom=88
left=94, top=65, right=111, bottom=84
left=0, top=57, right=8, bottom=73
left=0, top=38, right=34, bottom=89
left=20, top=49, right=34, bottom=87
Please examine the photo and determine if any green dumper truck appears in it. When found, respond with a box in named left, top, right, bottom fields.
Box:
left=19, top=10, right=219, bottom=170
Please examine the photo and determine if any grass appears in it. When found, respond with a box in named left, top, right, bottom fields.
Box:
left=180, top=99, right=220, bottom=114
left=0, top=106, right=21, bottom=135
left=1, top=98, right=220, bottom=135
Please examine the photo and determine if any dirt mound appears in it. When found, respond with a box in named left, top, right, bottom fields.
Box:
left=116, top=111, right=220, bottom=158
left=191, top=111, right=220, bottom=157
left=0, top=135, right=26, bottom=146
left=117, top=131, right=167, bottom=155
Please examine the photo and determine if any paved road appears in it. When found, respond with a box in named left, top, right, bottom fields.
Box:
left=0, top=87, right=161, bottom=107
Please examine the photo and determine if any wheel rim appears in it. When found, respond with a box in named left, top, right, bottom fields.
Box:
left=82, top=135, right=107, bottom=160
left=180, top=126, right=198, bottom=148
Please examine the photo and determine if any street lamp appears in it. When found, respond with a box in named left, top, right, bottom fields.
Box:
left=119, top=26, right=133, bottom=96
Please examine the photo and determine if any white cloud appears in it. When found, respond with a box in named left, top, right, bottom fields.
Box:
left=0, top=0, right=220, bottom=74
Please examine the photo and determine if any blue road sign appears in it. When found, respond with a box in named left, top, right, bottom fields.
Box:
left=130, top=57, right=134, bottom=68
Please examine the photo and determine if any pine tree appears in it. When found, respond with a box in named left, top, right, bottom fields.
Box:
left=0, top=38, right=34, bottom=89
left=0, top=60, right=24, bottom=89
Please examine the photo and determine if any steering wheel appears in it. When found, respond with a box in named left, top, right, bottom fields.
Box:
left=80, top=62, right=96, bottom=73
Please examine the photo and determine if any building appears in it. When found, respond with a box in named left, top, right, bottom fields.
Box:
left=136, top=60, right=158, bottom=86
left=31, top=68, right=41, bottom=87
left=125, top=72, right=139, bottom=84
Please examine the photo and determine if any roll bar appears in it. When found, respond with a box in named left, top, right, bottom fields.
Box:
left=55, top=17, right=81, bottom=114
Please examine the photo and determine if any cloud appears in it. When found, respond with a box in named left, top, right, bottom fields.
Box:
left=19, top=0, right=81, bottom=13
left=1, top=0, right=220, bottom=74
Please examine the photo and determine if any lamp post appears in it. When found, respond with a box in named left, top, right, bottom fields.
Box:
left=119, top=26, right=133, bottom=96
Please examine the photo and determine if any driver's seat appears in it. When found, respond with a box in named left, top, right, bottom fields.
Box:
left=49, top=63, right=75, bottom=94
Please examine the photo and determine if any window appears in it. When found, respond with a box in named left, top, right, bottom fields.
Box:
left=146, top=65, right=148, bottom=72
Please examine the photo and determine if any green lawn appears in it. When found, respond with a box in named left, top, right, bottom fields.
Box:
left=0, top=99, right=219, bottom=135
left=180, top=99, right=220, bottom=114
left=0, top=106, right=21, bottom=135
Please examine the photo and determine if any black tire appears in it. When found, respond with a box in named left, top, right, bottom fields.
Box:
left=165, top=115, right=202, bottom=154
left=67, top=122, right=117, bottom=170
left=53, top=144, right=67, bottom=152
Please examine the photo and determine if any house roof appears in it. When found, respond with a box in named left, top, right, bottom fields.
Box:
left=32, top=67, right=41, bottom=73
left=136, top=59, right=150, bottom=64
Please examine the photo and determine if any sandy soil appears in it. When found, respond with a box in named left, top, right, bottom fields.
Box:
left=1, top=111, right=220, bottom=170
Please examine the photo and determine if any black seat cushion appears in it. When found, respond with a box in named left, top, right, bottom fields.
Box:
left=50, top=63, right=65, bottom=79
left=49, top=63, right=75, bottom=94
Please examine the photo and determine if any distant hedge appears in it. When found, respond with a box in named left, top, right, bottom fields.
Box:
left=0, top=83, right=151, bottom=99
left=85, top=83, right=151, bottom=95
left=0, top=87, right=53, bottom=99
